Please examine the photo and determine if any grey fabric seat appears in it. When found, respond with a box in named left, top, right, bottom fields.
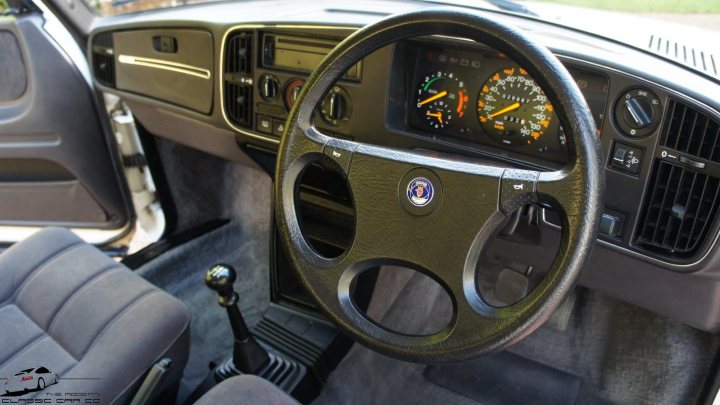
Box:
left=0, top=227, right=190, bottom=403
left=195, top=375, right=298, bottom=405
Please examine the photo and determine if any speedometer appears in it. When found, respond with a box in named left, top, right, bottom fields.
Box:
left=477, top=67, right=554, bottom=146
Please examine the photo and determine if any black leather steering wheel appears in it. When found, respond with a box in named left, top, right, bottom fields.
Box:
left=275, top=8, right=604, bottom=363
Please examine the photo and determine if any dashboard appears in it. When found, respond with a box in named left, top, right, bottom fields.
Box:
left=87, top=0, right=720, bottom=333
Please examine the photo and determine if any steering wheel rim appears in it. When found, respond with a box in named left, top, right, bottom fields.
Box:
left=275, top=8, right=604, bottom=363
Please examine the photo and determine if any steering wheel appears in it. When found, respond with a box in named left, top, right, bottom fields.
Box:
left=275, top=8, right=604, bottom=363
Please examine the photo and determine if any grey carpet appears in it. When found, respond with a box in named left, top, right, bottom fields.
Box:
left=152, top=136, right=271, bottom=234
left=137, top=221, right=271, bottom=404
left=138, top=137, right=274, bottom=404
left=314, top=269, right=719, bottom=405
left=314, top=267, right=475, bottom=405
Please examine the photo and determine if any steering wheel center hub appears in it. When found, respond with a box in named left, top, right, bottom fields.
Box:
left=400, top=168, right=443, bottom=215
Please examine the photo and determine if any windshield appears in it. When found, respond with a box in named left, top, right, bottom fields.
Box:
left=84, top=0, right=719, bottom=33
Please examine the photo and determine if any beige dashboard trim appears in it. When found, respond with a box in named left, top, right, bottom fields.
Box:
left=219, top=23, right=359, bottom=145
left=118, top=55, right=212, bottom=79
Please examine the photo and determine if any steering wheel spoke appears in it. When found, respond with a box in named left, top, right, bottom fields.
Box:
left=536, top=166, right=586, bottom=223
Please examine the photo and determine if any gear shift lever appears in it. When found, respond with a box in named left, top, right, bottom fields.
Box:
left=205, top=264, right=269, bottom=375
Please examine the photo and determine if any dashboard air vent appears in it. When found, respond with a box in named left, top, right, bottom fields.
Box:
left=635, top=160, right=720, bottom=259
left=661, top=100, right=720, bottom=163
left=223, top=30, right=254, bottom=129
left=225, top=82, right=252, bottom=128
left=225, top=31, right=253, bottom=75
left=91, top=32, right=115, bottom=87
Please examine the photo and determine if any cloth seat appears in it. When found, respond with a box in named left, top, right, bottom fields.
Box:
left=0, top=227, right=190, bottom=403
left=195, top=375, right=298, bottom=405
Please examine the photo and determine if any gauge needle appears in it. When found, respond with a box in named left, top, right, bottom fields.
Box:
left=487, top=102, right=521, bottom=119
left=418, top=90, right=448, bottom=106
left=426, top=111, right=443, bottom=124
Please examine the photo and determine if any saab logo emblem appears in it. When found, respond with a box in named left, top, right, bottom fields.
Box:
left=407, top=177, right=434, bottom=207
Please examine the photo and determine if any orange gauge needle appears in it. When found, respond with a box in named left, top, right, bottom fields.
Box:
left=487, top=102, right=521, bottom=119
left=419, top=90, right=448, bottom=106
left=426, top=111, right=443, bottom=124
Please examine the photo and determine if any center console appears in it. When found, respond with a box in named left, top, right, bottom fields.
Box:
left=221, top=27, right=362, bottom=144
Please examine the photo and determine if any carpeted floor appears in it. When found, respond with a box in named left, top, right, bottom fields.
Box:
left=137, top=138, right=274, bottom=404
left=314, top=268, right=720, bottom=405
left=137, top=221, right=271, bottom=404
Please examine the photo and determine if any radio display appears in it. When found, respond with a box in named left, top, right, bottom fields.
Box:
left=262, top=34, right=361, bottom=80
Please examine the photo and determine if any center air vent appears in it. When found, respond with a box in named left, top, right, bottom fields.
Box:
left=91, top=32, right=115, bottom=87
left=223, top=30, right=254, bottom=129
left=636, top=101, right=720, bottom=260
left=225, top=83, right=252, bottom=128
left=225, top=31, right=253, bottom=76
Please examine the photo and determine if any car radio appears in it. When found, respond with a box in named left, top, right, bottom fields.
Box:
left=261, top=33, right=361, bottom=80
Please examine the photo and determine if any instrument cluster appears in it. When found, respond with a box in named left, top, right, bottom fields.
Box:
left=403, top=41, right=610, bottom=165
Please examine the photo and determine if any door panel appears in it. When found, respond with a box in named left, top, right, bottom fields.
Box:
left=0, top=14, right=132, bottom=231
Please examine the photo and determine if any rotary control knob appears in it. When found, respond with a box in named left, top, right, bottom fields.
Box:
left=284, top=79, right=304, bottom=110
left=623, top=97, right=653, bottom=129
left=614, top=88, right=662, bottom=137
left=321, top=86, right=352, bottom=126
left=259, top=74, right=279, bottom=100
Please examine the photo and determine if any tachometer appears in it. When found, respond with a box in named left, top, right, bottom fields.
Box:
left=416, top=71, right=468, bottom=130
left=478, top=67, right=554, bottom=146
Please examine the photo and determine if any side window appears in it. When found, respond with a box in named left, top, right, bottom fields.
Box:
left=36, top=367, right=49, bottom=373
left=0, top=0, right=8, bottom=13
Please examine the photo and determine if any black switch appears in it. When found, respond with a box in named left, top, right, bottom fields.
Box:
left=599, top=213, right=624, bottom=239
left=256, top=115, right=272, bottom=135
left=610, top=143, right=643, bottom=174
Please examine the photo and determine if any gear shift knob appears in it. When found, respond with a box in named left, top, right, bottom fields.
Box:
left=205, top=264, right=238, bottom=307
left=205, top=263, right=270, bottom=376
